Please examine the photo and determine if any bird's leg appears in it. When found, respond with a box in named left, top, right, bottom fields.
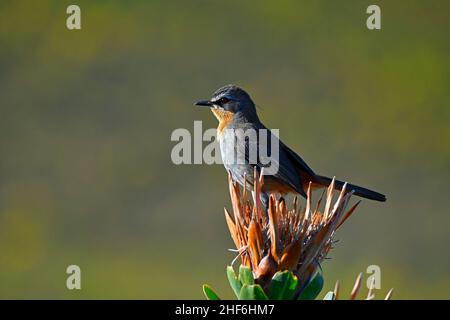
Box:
left=251, top=190, right=269, bottom=219
left=260, top=192, right=269, bottom=212
left=251, top=190, right=268, bottom=206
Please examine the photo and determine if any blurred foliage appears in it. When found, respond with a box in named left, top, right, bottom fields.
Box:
left=0, top=0, right=449, bottom=299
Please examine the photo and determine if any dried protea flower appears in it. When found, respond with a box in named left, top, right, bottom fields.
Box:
left=201, top=168, right=394, bottom=300
left=224, top=168, right=360, bottom=297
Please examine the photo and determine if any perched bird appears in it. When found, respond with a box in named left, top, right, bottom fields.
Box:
left=195, top=85, right=386, bottom=204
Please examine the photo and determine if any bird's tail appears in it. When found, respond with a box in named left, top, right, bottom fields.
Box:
left=315, top=175, right=386, bottom=202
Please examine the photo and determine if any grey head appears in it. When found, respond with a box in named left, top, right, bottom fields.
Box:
left=195, top=85, right=259, bottom=122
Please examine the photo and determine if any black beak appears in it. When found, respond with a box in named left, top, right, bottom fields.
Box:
left=194, top=99, right=213, bottom=107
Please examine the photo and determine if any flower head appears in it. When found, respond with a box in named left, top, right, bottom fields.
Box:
left=224, top=168, right=360, bottom=292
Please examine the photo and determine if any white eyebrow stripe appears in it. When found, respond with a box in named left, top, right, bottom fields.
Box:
left=211, top=93, right=226, bottom=103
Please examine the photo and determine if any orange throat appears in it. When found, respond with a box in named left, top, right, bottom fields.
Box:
left=211, top=108, right=233, bottom=136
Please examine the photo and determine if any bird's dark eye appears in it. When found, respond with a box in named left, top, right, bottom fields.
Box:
left=219, top=97, right=230, bottom=104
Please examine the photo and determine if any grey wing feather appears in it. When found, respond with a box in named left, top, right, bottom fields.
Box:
left=237, top=126, right=306, bottom=196
left=278, top=139, right=316, bottom=178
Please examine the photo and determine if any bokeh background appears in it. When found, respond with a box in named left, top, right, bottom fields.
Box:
left=0, top=0, right=449, bottom=299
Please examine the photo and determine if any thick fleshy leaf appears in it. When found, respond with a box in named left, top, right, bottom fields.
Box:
left=323, top=291, right=336, bottom=300
left=298, top=272, right=324, bottom=300
left=239, top=265, right=254, bottom=285
left=238, top=284, right=269, bottom=300
left=268, top=270, right=298, bottom=300
left=226, top=266, right=242, bottom=298
left=202, top=284, right=221, bottom=300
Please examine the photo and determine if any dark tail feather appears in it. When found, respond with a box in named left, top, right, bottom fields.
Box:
left=316, top=175, right=386, bottom=202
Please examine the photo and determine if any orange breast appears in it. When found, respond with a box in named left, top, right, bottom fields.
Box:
left=211, top=108, right=233, bottom=136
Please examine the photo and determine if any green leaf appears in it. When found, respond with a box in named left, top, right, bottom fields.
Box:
left=323, top=291, right=336, bottom=300
left=239, top=265, right=254, bottom=285
left=238, top=284, right=269, bottom=300
left=268, top=271, right=299, bottom=300
left=298, top=272, right=324, bottom=300
left=227, top=266, right=242, bottom=298
left=202, top=284, right=221, bottom=300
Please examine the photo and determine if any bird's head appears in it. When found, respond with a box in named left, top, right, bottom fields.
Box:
left=195, top=85, right=259, bottom=123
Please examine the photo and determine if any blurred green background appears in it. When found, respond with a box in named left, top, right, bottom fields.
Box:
left=0, top=0, right=449, bottom=299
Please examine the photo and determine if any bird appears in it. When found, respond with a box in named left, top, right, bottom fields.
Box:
left=195, top=84, right=386, bottom=205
